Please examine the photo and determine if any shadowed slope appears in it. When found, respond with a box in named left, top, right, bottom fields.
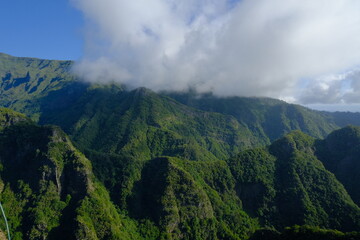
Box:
left=228, top=130, right=360, bottom=231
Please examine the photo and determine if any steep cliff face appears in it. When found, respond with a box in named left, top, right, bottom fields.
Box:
left=0, top=108, right=30, bottom=129
left=0, top=109, right=259, bottom=240
left=0, top=109, right=141, bottom=240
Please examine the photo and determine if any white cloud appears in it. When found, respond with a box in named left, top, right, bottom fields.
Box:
left=71, top=0, right=360, bottom=103
left=299, top=70, right=360, bottom=104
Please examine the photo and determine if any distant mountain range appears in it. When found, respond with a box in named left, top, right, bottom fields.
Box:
left=0, top=52, right=360, bottom=239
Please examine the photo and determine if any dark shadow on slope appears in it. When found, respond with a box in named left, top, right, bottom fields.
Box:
left=127, top=157, right=169, bottom=223
left=38, top=81, right=89, bottom=131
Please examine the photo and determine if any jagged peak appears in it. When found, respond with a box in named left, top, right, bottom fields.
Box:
left=0, top=108, right=31, bottom=129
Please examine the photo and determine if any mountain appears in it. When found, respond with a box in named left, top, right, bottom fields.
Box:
left=0, top=108, right=142, bottom=240
left=0, top=108, right=259, bottom=239
left=1, top=109, right=360, bottom=239
left=0, top=53, right=79, bottom=121
left=125, top=156, right=258, bottom=239
left=250, top=225, right=360, bottom=240
left=39, top=85, right=260, bottom=161
left=1, top=53, right=360, bottom=152
left=165, top=91, right=360, bottom=143
left=330, top=111, right=360, bottom=128
left=316, top=126, right=360, bottom=206
left=228, top=129, right=360, bottom=232
left=1, top=53, right=360, bottom=239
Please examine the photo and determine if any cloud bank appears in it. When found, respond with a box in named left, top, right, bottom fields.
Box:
left=71, top=0, right=360, bottom=104
left=299, top=69, right=360, bottom=104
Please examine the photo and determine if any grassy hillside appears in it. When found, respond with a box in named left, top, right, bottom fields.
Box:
left=0, top=53, right=82, bottom=121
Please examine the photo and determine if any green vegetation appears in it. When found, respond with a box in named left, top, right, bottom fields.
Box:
left=0, top=53, right=80, bottom=121
left=229, top=130, right=360, bottom=232
left=128, top=157, right=258, bottom=239
left=0, top=107, right=30, bottom=130
left=1, top=53, right=360, bottom=158
left=0, top=110, right=143, bottom=239
left=250, top=225, right=360, bottom=240
left=316, top=126, right=360, bottom=206
left=165, top=91, right=342, bottom=143
left=1, top=54, right=360, bottom=239
left=0, top=109, right=259, bottom=239
left=39, top=86, right=259, bottom=162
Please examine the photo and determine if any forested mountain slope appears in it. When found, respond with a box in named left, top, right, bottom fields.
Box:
left=316, top=126, right=360, bottom=206
left=228, top=129, right=360, bottom=232
left=0, top=109, right=262, bottom=239
left=166, top=91, right=360, bottom=143
left=38, top=86, right=259, bottom=161
left=1, top=53, right=360, bottom=239
left=1, top=53, right=360, bottom=151
left=0, top=108, right=142, bottom=240
left=0, top=108, right=360, bottom=239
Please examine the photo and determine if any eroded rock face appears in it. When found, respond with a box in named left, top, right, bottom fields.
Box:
left=0, top=111, right=127, bottom=239
left=0, top=108, right=29, bottom=129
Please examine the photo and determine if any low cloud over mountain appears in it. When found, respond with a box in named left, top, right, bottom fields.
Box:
left=71, top=0, right=360, bottom=104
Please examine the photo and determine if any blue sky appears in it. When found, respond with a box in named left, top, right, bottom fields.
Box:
left=0, top=0, right=83, bottom=60
left=1, top=0, right=360, bottom=111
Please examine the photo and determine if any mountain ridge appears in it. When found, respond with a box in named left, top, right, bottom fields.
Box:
left=0, top=108, right=360, bottom=239
left=1, top=53, right=360, bottom=239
